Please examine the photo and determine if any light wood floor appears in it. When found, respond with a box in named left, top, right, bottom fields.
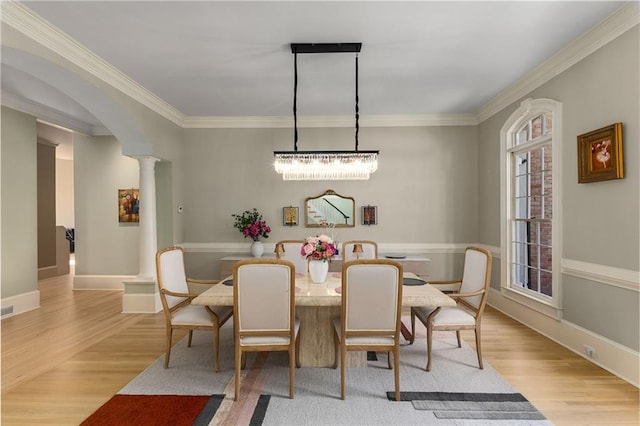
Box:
left=1, top=271, right=638, bottom=425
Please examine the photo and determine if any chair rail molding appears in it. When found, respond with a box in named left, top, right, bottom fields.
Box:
left=561, top=258, right=639, bottom=292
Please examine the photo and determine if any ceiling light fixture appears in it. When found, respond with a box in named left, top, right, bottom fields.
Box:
left=274, top=43, right=379, bottom=181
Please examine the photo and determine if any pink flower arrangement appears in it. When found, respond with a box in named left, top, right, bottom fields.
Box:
left=301, top=234, right=337, bottom=262
left=232, top=208, right=271, bottom=242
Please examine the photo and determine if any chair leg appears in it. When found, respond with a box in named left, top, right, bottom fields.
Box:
left=387, top=351, right=392, bottom=369
left=164, top=327, right=173, bottom=368
left=234, top=345, right=241, bottom=401
left=213, top=326, right=220, bottom=372
left=393, top=347, right=400, bottom=401
left=295, top=332, right=301, bottom=368
left=456, top=330, right=462, bottom=348
left=409, top=309, right=416, bottom=344
left=474, top=327, right=484, bottom=369
left=241, top=352, right=247, bottom=370
left=289, top=346, right=295, bottom=399
left=426, top=325, right=433, bottom=372
left=188, top=330, right=193, bottom=347
left=340, top=343, right=346, bottom=400
left=332, top=329, right=339, bottom=369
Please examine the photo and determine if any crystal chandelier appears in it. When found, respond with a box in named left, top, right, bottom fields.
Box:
left=274, top=43, right=379, bottom=181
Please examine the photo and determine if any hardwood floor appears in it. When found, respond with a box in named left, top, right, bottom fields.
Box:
left=1, top=271, right=638, bottom=425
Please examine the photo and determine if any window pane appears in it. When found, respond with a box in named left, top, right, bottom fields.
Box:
left=515, top=197, right=528, bottom=219
left=540, top=221, right=552, bottom=246
left=531, top=115, right=542, bottom=138
left=528, top=267, right=539, bottom=292
left=540, top=245, right=552, bottom=272
left=528, top=221, right=539, bottom=244
left=540, top=270, right=553, bottom=297
left=543, top=112, right=553, bottom=135
left=517, top=124, right=529, bottom=145
left=530, top=196, right=542, bottom=219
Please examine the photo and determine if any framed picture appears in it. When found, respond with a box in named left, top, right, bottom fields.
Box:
left=118, top=188, right=140, bottom=223
left=577, top=123, right=624, bottom=183
left=283, top=206, right=298, bottom=226
left=362, top=205, right=377, bottom=226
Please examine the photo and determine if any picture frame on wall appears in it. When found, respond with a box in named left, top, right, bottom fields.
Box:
left=362, top=205, right=377, bottom=226
left=577, top=122, right=624, bottom=183
left=283, top=206, right=299, bottom=226
left=118, top=188, right=140, bottom=223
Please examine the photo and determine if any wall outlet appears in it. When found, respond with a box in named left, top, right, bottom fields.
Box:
left=583, top=344, right=596, bottom=358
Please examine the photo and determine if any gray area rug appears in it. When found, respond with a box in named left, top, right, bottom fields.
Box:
left=120, top=321, right=552, bottom=425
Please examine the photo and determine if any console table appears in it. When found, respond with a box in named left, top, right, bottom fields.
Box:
left=219, top=254, right=430, bottom=279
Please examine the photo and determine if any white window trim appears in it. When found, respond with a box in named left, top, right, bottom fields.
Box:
left=500, top=98, right=563, bottom=319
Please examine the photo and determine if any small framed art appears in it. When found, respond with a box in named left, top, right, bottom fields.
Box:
left=577, top=122, right=624, bottom=183
left=283, top=206, right=299, bottom=226
left=362, top=205, right=377, bottom=226
left=118, top=188, right=140, bottom=223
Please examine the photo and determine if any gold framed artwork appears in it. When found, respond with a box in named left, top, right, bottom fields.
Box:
left=118, top=188, right=140, bottom=223
left=577, top=123, right=624, bottom=183
left=362, top=205, right=377, bottom=226
left=283, top=206, right=298, bottom=226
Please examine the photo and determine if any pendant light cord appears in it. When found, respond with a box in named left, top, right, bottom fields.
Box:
left=355, top=54, right=359, bottom=152
left=293, top=52, right=298, bottom=151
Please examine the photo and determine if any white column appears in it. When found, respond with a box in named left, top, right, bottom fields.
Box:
left=137, top=156, right=159, bottom=279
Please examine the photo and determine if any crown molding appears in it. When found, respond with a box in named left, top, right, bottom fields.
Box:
left=477, top=2, right=640, bottom=123
left=1, top=1, right=186, bottom=127
left=1, top=92, right=110, bottom=136
left=183, top=113, right=478, bottom=129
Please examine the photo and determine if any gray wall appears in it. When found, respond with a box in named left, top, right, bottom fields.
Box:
left=36, top=141, right=56, bottom=269
left=1, top=107, right=38, bottom=298
left=73, top=134, right=140, bottom=276
left=478, top=26, right=639, bottom=350
left=182, top=125, right=478, bottom=245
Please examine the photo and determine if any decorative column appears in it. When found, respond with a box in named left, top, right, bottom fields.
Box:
left=137, top=156, right=159, bottom=279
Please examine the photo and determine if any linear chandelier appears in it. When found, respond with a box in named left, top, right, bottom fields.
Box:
left=274, top=43, right=379, bottom=181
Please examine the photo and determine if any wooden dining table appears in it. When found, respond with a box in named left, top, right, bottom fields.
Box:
left=192, top=271, right=456, bottom=367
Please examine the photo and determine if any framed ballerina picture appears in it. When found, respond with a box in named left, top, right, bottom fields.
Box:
left=577, top=123, right=624, bottom=183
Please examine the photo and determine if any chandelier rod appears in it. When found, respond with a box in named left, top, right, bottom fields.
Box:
left=355, top=54, right=359, bottom=152
left=293, top=51, right=298, bottom=151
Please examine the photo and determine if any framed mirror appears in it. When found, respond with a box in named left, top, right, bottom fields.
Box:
left=305, top=190, right=355, bottom=228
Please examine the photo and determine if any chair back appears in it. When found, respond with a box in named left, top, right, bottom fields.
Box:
left=341, top=240, right=378, bottom=262
left=341, top=259, right=402, bottom=334
left=156, top=246, right=190, bottom=310
left=233, top=259, right=296, bottom=335
left=458, top=247, right=492, bottom=310
left=276, top=240, right=308, bottom=274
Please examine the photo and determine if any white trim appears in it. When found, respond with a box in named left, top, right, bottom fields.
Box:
left=477, top=3, right=640, bottom=123
left=488, top=288, right=639, bottom=387
left=1, top=1, right=185, bottom=127
left=180, top=242, right=474, bottom=254
left=562, top=259, right=639, bottom=292
left=73, top=275, right=133, bottom=290
left=0, top=290, right=40, bottom=319
left=1, top=92, right=111, bottom=136
left=122, top=293, right=162, bottom=314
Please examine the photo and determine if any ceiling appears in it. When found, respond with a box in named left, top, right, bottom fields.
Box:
left=0, top=1, right=628, bottom=132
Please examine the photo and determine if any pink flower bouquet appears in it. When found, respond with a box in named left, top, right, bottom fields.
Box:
left=301, top=234, right=337, bottom=262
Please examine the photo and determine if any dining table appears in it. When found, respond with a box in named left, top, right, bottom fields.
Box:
left=192, top=271, right=456, bottom=367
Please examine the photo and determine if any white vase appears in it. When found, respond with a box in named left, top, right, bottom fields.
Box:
left=250, top=241, right=264, bottom=258
left=308, top=260, right=329, bottom=284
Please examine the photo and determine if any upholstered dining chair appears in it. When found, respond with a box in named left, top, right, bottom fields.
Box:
left=233, top=259, right=301, bottom=400
left=341, top=240, right=378, bottom=261
left=275, top=239, right=308, bottom=274
left=410, top=246, right=492, bottom=372
left=155, top=246, right=233, bottom=371
left=333, top=259, right=403, bottom=401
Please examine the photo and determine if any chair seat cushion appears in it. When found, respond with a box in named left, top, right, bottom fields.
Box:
left=413, top=306, right=476, bottom=326
left=332, top=318, right=396, bottom=346
left=172, top=305, right=215, bottom=326
left=240, top=318, right=300, bottom=346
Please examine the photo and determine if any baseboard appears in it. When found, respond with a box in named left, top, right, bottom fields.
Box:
left=0, top=290, right=40, bottom=319
left=122, top=293, right=162, bottom=314
left=488, top=288, right=639, bottom=387
left=37, top=265, right=58, bottom=280
left=73, top=275, right=134, bottom=290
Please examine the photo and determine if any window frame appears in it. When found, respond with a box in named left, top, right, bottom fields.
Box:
left=500, top=98, right=563, bottom=319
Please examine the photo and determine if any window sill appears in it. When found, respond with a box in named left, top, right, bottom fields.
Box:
left=500, top=287, right=563, bottom=320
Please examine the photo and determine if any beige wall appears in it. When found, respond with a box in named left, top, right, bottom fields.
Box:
left=182, top=125, right=478, bottom=245
left=1, top=107, right=38, bottom=298
left=36, top=140, right=56, bottom=270
left=477, top=26, right=639, bottom=350
left=55, top=158, right=74, bottom=228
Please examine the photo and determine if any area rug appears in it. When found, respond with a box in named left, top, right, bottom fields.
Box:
left=82, top=321, right=552, bottom=425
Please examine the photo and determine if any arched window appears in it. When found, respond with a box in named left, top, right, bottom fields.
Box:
left=500, top=99, right=563, bottom=317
